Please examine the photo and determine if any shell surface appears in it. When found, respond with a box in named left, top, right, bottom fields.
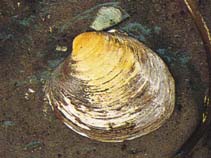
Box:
left=45, top=31, right=175, bottom=142
left=90, top=6, right=129, bottom=31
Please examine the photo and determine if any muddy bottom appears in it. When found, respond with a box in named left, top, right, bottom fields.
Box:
left=0, top=0, right=211, bottom=158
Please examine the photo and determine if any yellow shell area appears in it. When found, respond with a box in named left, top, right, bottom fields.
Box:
left=71, top=32, right=142, bottom=106
left=45, top=31, right=175, bottom=142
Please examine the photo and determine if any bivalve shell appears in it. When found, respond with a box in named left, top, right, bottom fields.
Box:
left=44, top=31, right=175, bottom=142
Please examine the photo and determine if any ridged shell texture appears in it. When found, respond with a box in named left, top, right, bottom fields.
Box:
left=45, top=31, right=175, bottom=142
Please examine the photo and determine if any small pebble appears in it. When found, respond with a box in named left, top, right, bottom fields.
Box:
left=17, top=2, right=21, bottom=8
left=28, top=88, right=35, bottom=93
left=56, top=45, right=68, bottom=52
left=49, top=26, right=53, bottom=33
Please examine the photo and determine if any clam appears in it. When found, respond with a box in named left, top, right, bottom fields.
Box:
left=44, top=31, right=175, bottom=142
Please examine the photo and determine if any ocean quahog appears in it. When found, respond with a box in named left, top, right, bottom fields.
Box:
left=44, top=31, right=175, bottom=142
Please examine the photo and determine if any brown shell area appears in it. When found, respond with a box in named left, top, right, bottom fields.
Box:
left=44, top=31, right=175, bottom=142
